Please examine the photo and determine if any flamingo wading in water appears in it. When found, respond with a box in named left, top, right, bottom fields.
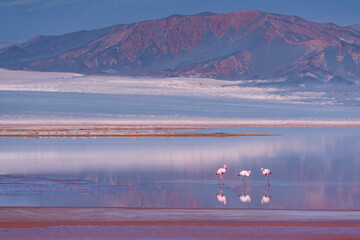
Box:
left=261, top=168, right=272, bottom=186
left=216, top=164, right=227, bottom=185
left=238, top=170, right=251, bottom=186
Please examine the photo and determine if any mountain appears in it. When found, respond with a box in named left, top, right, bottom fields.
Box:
left=350, top=24, right=360, bottom=32
left=1, top=10, right=360, bottom=85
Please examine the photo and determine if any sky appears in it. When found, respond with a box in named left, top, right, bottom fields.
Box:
left=0, top=0, right=359, bottom=47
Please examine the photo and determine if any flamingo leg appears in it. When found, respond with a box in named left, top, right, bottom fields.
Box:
left=267, top=176, right=270, bottom=186
left=220, top=175, right=224, bottom=185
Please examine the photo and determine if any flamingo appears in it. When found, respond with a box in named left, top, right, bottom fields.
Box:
left=261, top=168, right=271, bottom=186
left=238, top=170, right=251, bottom=185
left=216, top=164, right=227, bottom=185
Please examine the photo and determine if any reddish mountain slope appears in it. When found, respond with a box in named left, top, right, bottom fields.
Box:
left=350, top=24, right=360, bottom=32
left=1, top=10, right=360, bottom=84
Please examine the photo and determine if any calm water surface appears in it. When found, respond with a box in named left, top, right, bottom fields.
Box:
left=0, top=127, right=359, bottom=209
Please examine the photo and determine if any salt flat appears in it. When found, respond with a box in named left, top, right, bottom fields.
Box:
left=0, top=68, right=311, bottom=103
left=1, top=69, right=360, bottom=123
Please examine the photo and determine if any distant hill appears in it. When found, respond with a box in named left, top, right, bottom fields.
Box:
left=350, top=24, right=360, bottom=32
left=1, top=10, right=360, bottom=85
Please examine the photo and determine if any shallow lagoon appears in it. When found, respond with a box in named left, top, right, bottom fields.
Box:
left=0, top=127, right=359, bottom=209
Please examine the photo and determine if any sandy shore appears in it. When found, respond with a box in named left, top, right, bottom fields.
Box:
left=0, top=208, right=359, bottom=239
left=0, top=121, right=359, bottom=137
left=0, top=124, right=278, bottom=137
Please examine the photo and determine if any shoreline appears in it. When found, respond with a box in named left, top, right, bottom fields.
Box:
left=1, top=118, right=360, bottom=125
left=2, top=220, right=359, bottom=228
left=1, top=207, right=359, bottom=227
left=1, top=208, right=359, bottom=239
left=0, top=133, right=278, bottom=138
left=0, top=122, right=359, bottom=137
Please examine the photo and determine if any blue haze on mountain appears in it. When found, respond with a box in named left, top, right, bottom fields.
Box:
left=0, top=0, right=359, bottom=47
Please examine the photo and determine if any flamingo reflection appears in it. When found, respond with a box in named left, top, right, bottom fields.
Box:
left=216, top=193, right=227, bottom=205
left=216, top=184, right=227, bottom=205
left=261, top=195, right=271, bottom=204
left=261, top=185, right=271, bottom=204
left=238, top=185, right=251, bottom=203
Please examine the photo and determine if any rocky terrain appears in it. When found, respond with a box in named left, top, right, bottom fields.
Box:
left=0, top=10, right=360, bottom=86
left=350, top=24, right=360, bottom=32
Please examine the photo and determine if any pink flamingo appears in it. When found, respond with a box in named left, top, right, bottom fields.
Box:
left=261, top=168, right=272, bottom=186
left=238, top=170, right=251, bottom=186
left=216, top=164, right=227, bottom=185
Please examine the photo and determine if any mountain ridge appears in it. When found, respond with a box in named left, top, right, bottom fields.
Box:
left=350, top=24, right=360, bottom=32
left=1, top=10, right=360, bottom=85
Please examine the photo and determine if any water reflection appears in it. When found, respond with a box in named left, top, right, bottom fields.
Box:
left=216, top=184, right=227, bottom=205
left=261, top=195, right=271, bottom=204
left=0, top=127, right=359, bottom=209
left=238, top=186, right=251, bottom=203
left=216, top=194, right=227, bottom=205
left=261, top=186, right=272, bottom=204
